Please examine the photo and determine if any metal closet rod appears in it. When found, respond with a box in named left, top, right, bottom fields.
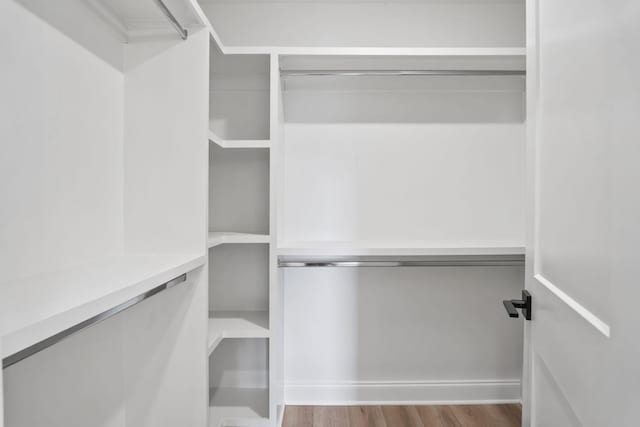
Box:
left=279, top=257, right=525, bottom=268
left=2, top=273, right=188, bottom=370
left=152, top=0, right=188, bottom=40
left=280, top=69, right=526, bottom=77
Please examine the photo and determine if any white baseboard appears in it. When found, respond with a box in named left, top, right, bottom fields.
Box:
left=284, top=379, right=521, bottom=406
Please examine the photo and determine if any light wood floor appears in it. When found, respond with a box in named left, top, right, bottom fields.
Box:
left=283, top=404, right=521, bottom=427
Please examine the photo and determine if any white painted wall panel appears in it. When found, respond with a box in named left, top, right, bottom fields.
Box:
left=281, top=78, right=525, bottom=244
left=123, top=29, right=209, bottom=256
left=0, top=0, right=124, bottom=281
left=283, top=266, right=524, bottom=401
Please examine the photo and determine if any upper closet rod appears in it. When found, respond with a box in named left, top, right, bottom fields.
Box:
left=281, top=69, right=525, bottom=77
left=152, top=0, right=188, bottom=40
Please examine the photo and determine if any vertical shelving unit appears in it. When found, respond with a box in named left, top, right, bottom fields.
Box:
left=206, top=38, right=276, bottom=427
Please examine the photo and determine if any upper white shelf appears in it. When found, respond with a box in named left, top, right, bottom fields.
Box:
left=278, top=241, right=525, bottom=257
left=208, top=232, right=270, bottom=249
left=279, top=50, right=526, bottom=75
left=209, top=130, right=270, bottom=149
left=208, top=311, right=269, bottom=355
left=89, top=0, right=202, bottom=40
left=0, top=253, right=206, bottom=359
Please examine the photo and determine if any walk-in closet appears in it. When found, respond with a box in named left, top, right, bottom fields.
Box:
left=2, top=0, right=638, bottom=426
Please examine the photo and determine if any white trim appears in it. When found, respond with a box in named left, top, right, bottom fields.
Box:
left=284, top=379, right=521, bottom=406
left=534, top=274, right=611, bottom=338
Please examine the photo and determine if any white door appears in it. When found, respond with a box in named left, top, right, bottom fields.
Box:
left=1, top=342, right=3, bottom=427
left=523, top=0, right=640, bottom=425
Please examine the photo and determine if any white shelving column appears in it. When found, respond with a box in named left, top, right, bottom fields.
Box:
left=268, top=53, right=284, bottom=427
left=205, top=36, right=278, bottom=427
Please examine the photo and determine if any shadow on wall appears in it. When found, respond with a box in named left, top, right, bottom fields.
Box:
left=283, top=266, right=524, bottom=402
left=283, top=74, right=526, bottom=124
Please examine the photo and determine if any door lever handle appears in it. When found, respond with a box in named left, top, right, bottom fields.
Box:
left=503, top=290, right=532, bottom=320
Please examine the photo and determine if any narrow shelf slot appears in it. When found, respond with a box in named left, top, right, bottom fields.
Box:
left=208, top=311, right=270, bottom=355
left=209, top=387, right=270, bottom=427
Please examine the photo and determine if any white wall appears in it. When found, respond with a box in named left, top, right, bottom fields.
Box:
left=123, top=29, right=210, bottom=255
left=284, top=266, right=524, bottom=403
left=281, top=75, right=525, bottom=245
left=1, top=4, right=209, bottom=426
left=200, top=0, right=525, bottom=48
left=279, top=64, right=526, bottom=405
left=0, top=0, right=124, bottom=281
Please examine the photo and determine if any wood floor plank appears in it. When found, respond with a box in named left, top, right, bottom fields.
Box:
left=416, top=405, right=463, bottom=427
left=283, top=405, right=314, bottom=427
left=495, top=404, right=522, bottom=425
left=313, top=406, right=350, bottom=427
left=449, top=404, right=520, bottom=427
left=381, top=405, right=423, bottom=427
left=361, top=406, right=388, bottom=427
left=283, top=404, right=521, bottom=427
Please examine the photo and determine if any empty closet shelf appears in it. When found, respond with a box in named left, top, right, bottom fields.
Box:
left=277, top=241, right=526, bottom=257
left=208, top=232, right=270, bottom=248
left=209, top=387, right=270, bottom=427
left=0, top=253, right=206, bottom=361
left=208, top=311, right=270, bottom=355
left=208, top=130, right=271, bottom=149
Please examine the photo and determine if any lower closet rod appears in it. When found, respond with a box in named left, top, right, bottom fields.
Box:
left=279, top=258, right=524, bottom=268
left=2, top=273, right=187, bottom=369
left=280, top=69, right=526, bottom=77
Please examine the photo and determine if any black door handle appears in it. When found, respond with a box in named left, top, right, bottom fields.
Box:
left=503, top=290, right=532, bottom=320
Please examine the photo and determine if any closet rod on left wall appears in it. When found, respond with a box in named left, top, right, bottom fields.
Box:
left=152, top=0, right=188, bottom=40
left=1, top=274, right=188, bottom=369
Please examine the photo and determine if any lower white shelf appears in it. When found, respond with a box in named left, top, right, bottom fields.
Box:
left=0, top=253, right=206, bottom=359
left=208, top=232, right=271, bottom=249
left=278, top=240, right=526, bottom=257
left=208, top=311, right=270, bottom=355
left=209, top=387, right=270, bottom=427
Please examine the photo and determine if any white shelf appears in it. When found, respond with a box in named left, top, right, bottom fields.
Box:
left=208, top=311, right=270, bottom=355
left=209, top=387, right=270, bottom=427
left=0, top=253, right=206, bottom=359
left=209, top=130, right=270, bottom=149
left=208, top=232, right=270, bottom=249
left=278, top=241, right=525, bottom=257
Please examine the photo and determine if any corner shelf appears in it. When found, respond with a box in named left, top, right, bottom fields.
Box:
left=209, top=387, right=270, bottom=427
left=208, top=311, right=270, bottom=355
left=208, top=232, right=270, bottom=249
left=209, top=131, right=271, bottom=149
